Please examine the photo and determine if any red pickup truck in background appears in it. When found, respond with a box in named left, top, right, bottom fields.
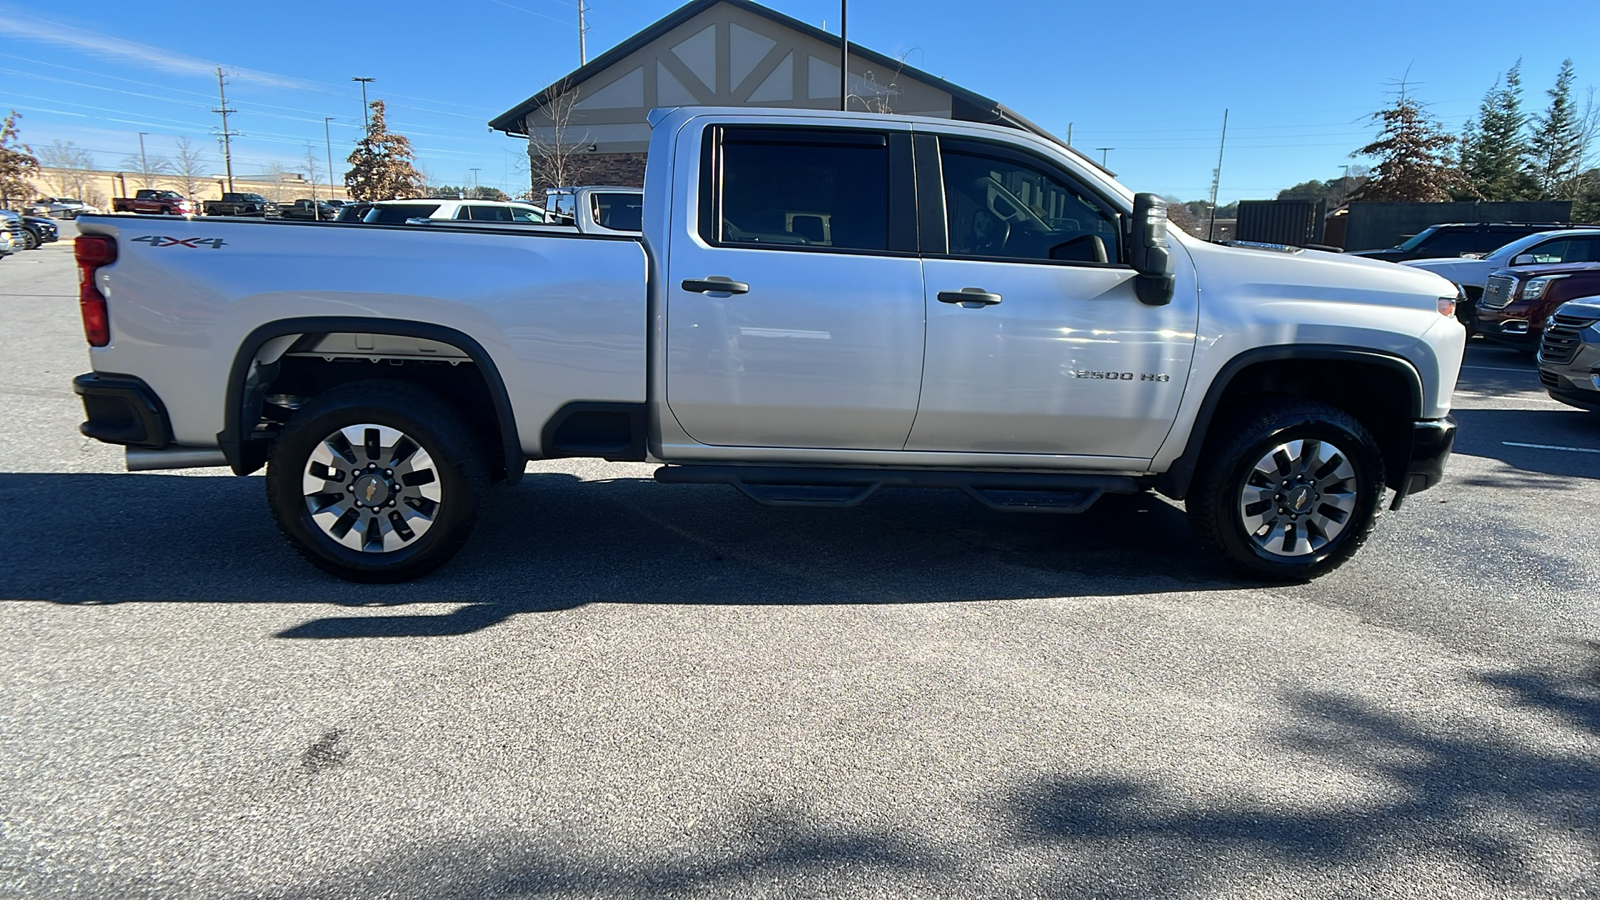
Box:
left=111, top=189, right=197, bottom=216
left=1477, top=262, right=1600, bottom=350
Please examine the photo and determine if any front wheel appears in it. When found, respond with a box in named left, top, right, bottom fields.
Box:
left=20, top=229, right=38, bottom=251
left=266, top=380, right=488, bottom=582
left=1188, top=398, right=1385, bottom=580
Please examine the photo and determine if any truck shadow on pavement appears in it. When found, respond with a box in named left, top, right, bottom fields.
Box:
left=224, top=645, right=1597, bottom=899
left=0, top=470, right=1244, bottom=634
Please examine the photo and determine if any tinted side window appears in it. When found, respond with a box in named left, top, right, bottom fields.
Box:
left=714, top=130, right=889, bottom=252
left=1419, top=231, right=1488, bottom=256
left=940, top=144, right=1121, bottom=264
left=467, top=205, right=513, bottom=222
left=367, top=204, right=441, bottom=224
left=508, top=207, right=545, bottom=223
left=1526, top=239, right=1574, bottom=263
left=593, top=193, right=642, bottom=231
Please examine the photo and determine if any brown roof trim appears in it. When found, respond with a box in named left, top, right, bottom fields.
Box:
left=487, top=0, right=1054, bottom=144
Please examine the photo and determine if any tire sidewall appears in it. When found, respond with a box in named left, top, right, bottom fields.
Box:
left=1209, top=410, right=1384, bottom=578
left=267, top=389, right=482, bottom=581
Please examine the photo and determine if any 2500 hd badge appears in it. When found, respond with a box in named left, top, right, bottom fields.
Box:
left=1073, top=371, right=1171, bottom=382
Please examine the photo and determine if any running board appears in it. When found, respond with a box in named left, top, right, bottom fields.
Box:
left=652, top=465, right=1140, bottom=513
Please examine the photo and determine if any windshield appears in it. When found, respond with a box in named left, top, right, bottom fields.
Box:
left=1393, top=227, right=1439, bottom=252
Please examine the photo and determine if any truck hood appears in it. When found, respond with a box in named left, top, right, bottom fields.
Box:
left=1183, top=238, right=1459, bottom=312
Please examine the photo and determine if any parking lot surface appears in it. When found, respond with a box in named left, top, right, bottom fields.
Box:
left=2, top=239, right=1597, bottom=898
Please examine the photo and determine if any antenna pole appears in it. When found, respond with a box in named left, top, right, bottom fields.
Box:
left=1207, top=109, right=1229, bottom=241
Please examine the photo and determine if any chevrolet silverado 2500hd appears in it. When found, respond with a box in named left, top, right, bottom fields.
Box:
left=71, top=108, right=1465, bottom=582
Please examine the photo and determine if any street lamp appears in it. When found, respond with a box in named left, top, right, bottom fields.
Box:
left=1096, top=146, right=1114, bottom=168
left=351, top=77, right=374, bottom=132
left=324, top=117, right=336, bottom=203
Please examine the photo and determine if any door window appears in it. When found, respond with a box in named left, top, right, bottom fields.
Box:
left=939, top=142, right=1122, bottom=265
left=708, top=129, right=891, bottom=253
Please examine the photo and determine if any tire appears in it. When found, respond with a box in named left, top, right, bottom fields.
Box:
left=1459, top=287, right=1480, bottom=338
left=266, top=380, right=488, bottom=583
left=1188, top=398, right=1385, bottom=581
left=20, top=229, right=38, bottom=251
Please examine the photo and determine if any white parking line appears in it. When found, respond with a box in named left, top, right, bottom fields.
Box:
left=1462, top=365, right=1536, bottom=374
left=1503, top=441, right=1600, bottom=454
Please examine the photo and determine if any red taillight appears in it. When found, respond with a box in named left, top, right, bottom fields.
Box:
left=75, top=235, right=116, bottom=347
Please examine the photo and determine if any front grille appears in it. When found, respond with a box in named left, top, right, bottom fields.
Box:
left=1481, top=274, right=1516, bottom=310
left=1539, top=370, right=1560, bottom=388
left=1539, top=317, right=1591, bottom=365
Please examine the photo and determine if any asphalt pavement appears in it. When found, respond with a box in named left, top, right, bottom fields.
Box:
left=1, top=238, right=1597, bottom=899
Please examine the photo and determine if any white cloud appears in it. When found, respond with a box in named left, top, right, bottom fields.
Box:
left=0, top=13, right=326, bottom=92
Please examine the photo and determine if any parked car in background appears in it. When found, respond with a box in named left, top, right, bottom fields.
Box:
left=203, top=193, right=281, bottom=217
left=334, top=202, right=374, bottom=223
left=0, top=220, right=14, bottom=258
left=112, top=189, right=198, bottom=216
left=1475, top=261, right=1600, bottom=350
left=545, top=185, right=644, bottom=234
left=28, top=197, right=96, bottom=219
left=1538, top=297, right=1600, bottom=411
left=1351, top=222, right=1585, bottom=264
left=21, top=214, right=60, bottom=246
left=280, top=199, right=340, bottom=221
left=354, top=198, right=552, bottom=225
left=1403, top=228, right=1600, bottom=334
left=0, top=210, right=57, bottom=250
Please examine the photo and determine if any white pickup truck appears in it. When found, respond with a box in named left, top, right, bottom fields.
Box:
left=71, top=107, right=1465, bottom=583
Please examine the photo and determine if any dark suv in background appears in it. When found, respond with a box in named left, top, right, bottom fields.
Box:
left=1350, top=223, right=1584, bottom=263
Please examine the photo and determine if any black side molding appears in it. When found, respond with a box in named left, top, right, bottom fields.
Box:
left=540, top=402, right=648, bottom=461
left=73, top=373, right=172, bottom=449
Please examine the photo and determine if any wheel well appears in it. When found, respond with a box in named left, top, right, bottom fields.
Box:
left=225, top=324, right=520, bottom=483
left=1205, top=359, right=1418, bottom=492
left=1158, top=351, right=1423, bottom=500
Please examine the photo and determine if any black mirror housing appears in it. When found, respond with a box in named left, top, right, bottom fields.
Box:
left=1130, top=193, right=1176, bottom=306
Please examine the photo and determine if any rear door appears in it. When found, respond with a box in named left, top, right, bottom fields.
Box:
left=906, top=134, right=1197, bottom=459
left=664, top=123, right=924, bottom=450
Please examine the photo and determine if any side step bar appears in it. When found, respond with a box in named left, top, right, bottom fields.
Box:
left=653, top=465, right=1141, bottom=514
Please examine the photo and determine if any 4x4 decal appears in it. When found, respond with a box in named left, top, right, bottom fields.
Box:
left=131, top=235, right=226, bottom=249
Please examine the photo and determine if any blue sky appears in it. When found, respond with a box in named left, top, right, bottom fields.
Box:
left=2, top=0, right=1596, bottom=203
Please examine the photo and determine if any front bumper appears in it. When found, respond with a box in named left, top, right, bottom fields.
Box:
left=1392, top=416, right=1455, bottom=508
left=73, top=373, right=172, bottom=448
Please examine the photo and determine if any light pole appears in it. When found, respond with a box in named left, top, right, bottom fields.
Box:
left=351, top=77, right=374, bottom=132
left=136, top=132, right=150, bottom=188
left=1096, top=146, right=1113, bottom=168
left=324, top=117, right=336, bottom=202
left=469, top=167, right=480, bottom=197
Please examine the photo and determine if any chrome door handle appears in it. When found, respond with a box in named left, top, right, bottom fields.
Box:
left=937, top=287, right=1002, bottom=307
left=682, top=276, right=750, bottom=295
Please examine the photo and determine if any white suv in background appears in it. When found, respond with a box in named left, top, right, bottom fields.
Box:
left=359, top=199, right=552, bottom=225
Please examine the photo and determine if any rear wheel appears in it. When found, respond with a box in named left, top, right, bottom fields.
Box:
left=266, top=380, right=487, bottom=582
left=1188, top=398, right=1385, bottom=580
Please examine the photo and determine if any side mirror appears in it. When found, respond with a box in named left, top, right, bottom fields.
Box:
left=1130, top=193, right=1175, bottom=306
left=1513, top=254, right=1536, bottom=265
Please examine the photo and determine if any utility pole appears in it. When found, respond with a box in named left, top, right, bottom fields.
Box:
left=1066, top=122, right=1073, bottom=147
left=212, top=67, right=238, bottom=193
left=324, top=117, right=336, bottom=200
left=352, top=77, right=374, bottom=132
left=469, top=167, right=481, bottom=196
left=136, top=132, right=149, bottom=187
left=1096, top=146, right=1113, bottom=167
left=839, top=0, right=848, bottom=111
left=1206, top=108, right=1229, bottom=242
left=578, top=0, right=590, bottom=66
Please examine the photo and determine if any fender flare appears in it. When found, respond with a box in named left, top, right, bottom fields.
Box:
left=217, top=316, right=524, bottom=484
left=1156, top=345, right=1424, bottom=500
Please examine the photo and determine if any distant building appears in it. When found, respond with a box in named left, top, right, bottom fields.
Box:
left=490, top=0, right=1067, bottom=190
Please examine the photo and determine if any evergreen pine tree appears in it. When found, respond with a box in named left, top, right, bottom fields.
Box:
left=1460, top=60, right=1541, bottom=200
left=344, top=100, right=425, bottom=202
left=1531, top=59, right=1583, bottom=198
left=1351, top=83, right=1463, bottom=202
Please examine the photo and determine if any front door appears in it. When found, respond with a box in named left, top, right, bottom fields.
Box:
left=906, top=136, right=1197, bottom=459
left=665, top=124, right=923, bottom=450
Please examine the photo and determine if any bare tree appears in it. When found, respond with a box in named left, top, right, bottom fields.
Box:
left=37, top=139, right=97, bottom=200
left=847, top=50, right=914, bottom=114
left=525, top=79, right=597, bottom=194
left=303, top=144, right=321, bottom=203
left=260, top=163, right=290, bottom=203
left=172, top=137, right=208, bottom=199
left=119, top=151, right=173, bottom=190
